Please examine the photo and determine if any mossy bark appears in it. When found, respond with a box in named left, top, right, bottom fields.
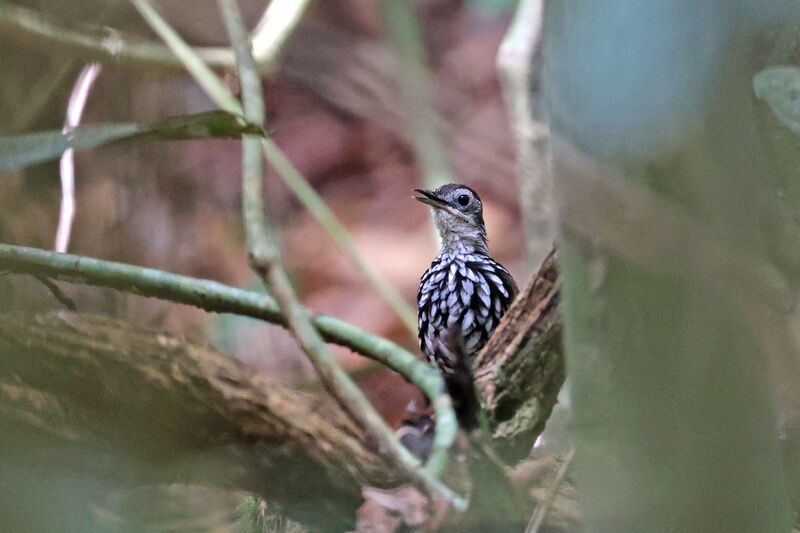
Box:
left=475, top=249, right=564, bottom=461
left=0, top=311, right=393, bottom=531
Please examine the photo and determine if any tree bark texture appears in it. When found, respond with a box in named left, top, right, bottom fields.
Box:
left=475, top=248, right=563, bottom=461
left=0, top=311, right=392, bottom=530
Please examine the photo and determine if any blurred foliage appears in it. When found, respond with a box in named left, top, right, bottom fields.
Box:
left=546, top=0, right=800, bottom=531
left=0, top=111, right=261, bottom=174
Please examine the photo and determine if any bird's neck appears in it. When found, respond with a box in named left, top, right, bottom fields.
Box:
left=437, top=225, right=489, bottom=256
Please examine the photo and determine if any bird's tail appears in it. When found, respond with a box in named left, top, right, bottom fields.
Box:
left=433, top=326, right=481, bottom=431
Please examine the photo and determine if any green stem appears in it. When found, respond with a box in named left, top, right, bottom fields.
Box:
left=377, top=0, right=452, bottom=190
left=259, top=137, right=419, bottom=333
left=217, top=0, right=460, bottom=504
left=0, top=0, right=311, bottom=75
left=0, top=243, right=457, bottom=458
left=130, top=0, right=417, bottom=336
left=131, top=0, right=240, bottom=111
left=0, top=1, right=235, bottom=69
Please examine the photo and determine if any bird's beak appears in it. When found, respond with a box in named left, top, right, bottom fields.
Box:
left=413, top=188, right=447, bottom=208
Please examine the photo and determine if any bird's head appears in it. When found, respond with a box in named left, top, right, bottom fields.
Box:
left=413, top=183, right=488, bottom=254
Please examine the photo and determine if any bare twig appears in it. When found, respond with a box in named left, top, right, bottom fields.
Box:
left=2, top=0, right=457, bottom=332
left=130, top=0, right=241, bottom=111
left=0, top=1, right=235, bottom=69
left=526, top=448, right=575, bottom=533
left=129, top=0, right=418, bottom=336
left=496, top=0, right=554, bottom=269
left=250, top=0, right=313, bottom=69
left=259, top=137, right=420, bottom=336
left=0, top=0, right=304, bottom=77
left=55, top=62, right=101, bottom=253
left=377, top=0, right=452, bottom=190
left=31, top=275, right=76, bottom=310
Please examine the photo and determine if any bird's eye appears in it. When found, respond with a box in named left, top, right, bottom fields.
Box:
left=457, top=194, right=470, bottom=206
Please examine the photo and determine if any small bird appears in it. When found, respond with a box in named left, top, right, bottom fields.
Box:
left=414, top=184, right=518, bottom=379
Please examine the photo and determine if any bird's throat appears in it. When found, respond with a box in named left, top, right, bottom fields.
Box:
left=436, top=220, right=489, bottom=255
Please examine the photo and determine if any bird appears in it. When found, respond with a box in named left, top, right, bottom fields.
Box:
left=414, top=183, right=518, bottom=383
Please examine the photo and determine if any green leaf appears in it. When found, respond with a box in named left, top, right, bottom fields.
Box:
left=0, top=111, right=262, bottom=175
left=754, top=66, right=800, bottom=136
left=0, top=124, right=139, bottom=175
left=134, top=110, right=263, bottom=141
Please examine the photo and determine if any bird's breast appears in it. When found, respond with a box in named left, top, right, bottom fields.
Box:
left=417, top=253, right=511, bottom=364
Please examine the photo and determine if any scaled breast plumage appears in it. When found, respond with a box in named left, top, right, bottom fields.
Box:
left=417, top=252, right=517, bottom=372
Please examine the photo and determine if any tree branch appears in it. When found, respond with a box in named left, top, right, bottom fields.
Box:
left=0, top=311, right=389, bottom=531
left=0, top=243, right=568, bottom=527
left=0, top=242, right=567, bottom=458
left=0, top=1, right=235, bottom=69
left=475, top=249, right=564, bottom=461
left=0, top=244, right=448, bottom=426
left=250, top=0, right=313, bottom=69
